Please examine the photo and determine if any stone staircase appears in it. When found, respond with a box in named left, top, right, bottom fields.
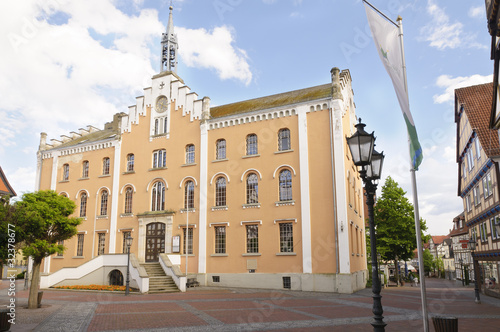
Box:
left=141, top=262, right=179, bottom=293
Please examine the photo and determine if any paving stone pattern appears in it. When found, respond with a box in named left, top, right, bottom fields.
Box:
left=1, top=278, right=500, bottom=331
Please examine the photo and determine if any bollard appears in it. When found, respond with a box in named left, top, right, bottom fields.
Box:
left=37, top=291, right=44, bottom=308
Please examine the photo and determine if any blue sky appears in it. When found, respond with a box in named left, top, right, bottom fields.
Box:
left=0, top=0, right=492, bottom=235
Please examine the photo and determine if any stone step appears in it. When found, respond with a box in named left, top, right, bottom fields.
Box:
left=140, top=263, right=180, bottom=293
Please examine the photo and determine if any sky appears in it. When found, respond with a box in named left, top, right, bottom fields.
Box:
left=0, top=0, right=493, bottom=236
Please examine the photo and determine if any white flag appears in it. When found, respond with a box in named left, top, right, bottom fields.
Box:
left=364, top=3, right=423, bottom=169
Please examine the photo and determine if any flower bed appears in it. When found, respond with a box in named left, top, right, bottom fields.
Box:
left=53, top=284, right=126, bottom=291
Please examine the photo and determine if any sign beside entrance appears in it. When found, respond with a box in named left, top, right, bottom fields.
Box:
left=172, top=235, right=180, bottom=253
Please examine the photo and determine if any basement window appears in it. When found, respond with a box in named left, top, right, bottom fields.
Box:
left=212, top=276, right=220, bottom=283
left=283, top=276, right=291, bottom=289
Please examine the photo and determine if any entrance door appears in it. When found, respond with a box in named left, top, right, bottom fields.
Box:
left=146, top=222, right=166, bottom=262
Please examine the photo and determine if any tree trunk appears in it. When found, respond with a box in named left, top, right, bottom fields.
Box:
left=28, top=261, right=41, bottom=309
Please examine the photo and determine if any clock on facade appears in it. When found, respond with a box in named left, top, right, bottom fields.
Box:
left=156, top=96, right=168, bottom=113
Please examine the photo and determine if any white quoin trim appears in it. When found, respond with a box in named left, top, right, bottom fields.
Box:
left=109, top=141, right=121, bottom=253
left=331, top=98, right=350, bottom=274
left=297, top=110, right=312, bottom=273
left=198, top=122, right=208, bottom=273
left=50, top=151, right=61, bottom=190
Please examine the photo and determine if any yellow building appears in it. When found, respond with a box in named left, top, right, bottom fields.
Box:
left=35, top=8, right=367, bottom=293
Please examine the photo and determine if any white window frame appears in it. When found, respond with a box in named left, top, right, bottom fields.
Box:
left=185, top=144, right=195, bottom=164
left=153, top=149, right=166, bottom=168
left=465, top=194, right=471, bottom=212
left=467, top=148, right=474, bottom=172
left=216, top=139, right=226, bottom=160
left=475, top=137, right=481, bottom=160
left=490, top=216, right=499, bottom=240
left=472, top=185, right=480, bottom=206
left=127, top=154, right=134, bottom=172
left=483, top=172, right=493, bottom=198
left=103, top=157, right=110, bottom=175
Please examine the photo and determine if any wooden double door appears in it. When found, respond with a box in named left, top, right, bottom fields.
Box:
left=145, top=222, right=166, bottom=262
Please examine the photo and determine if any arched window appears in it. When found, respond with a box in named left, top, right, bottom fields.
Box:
left=63, top=164, right=69, bottom=181
left=102, top=157, right=110, bottom=175
left=126, top=154, right=134, bottom=172
left=100, top=190, right=109, bottom=216
left=215, top=177, right=226, bottom=206
left=279, top=169, right=292, bottom=201
left=109, top=270, right=124, bottom=286
left=184, top=180, right=194, bottom=209
left=82, top=161, right=89, bottom=178
left=80, top=193, right=87, bottom=217
left=153, top=149, right=166, bottom=168
left=151, top=181, right=165, bottom=211
left=278, top=128, right=291, bottom=151
left=163, top=117, right=168, bottom=134
left=246, top=134, right=258, bottom=155
left=186, top=144, right=195, bottom=164
left=246, top=173, right=258, bottom=204
left=124, top=187, right=133, bottom=214
left=216, top=139, right=226, bottom=160
left=154, top=118, right=159, bottom=135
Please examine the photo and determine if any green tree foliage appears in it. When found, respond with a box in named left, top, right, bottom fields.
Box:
left=12, top=190, right=81, bottom=309
left=422, top=249, right=435, bottom=275
left=370, top=176, right=428, bottom=281
left=0, top=196, right=16, bottom=267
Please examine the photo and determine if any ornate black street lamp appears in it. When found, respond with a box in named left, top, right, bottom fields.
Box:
left=468, top=238, right=481, bottom=304
left=347, top=119, right=386, bottom=331
left=125, top=235, right=133, bottom=296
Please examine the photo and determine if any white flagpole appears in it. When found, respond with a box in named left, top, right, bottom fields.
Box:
left=397, top=16, right=429, bottom=332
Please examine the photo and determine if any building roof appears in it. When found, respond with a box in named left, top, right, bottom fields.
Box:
left=55, top=129, right=118, bottom=149
left=449, top=212, right=468, bottom=237
left=455, top=82, right=500, bottom=158
left=0, top=167, right=16, bottom=197
left=431, top=235, right=448, bottom=246
left=210, top=83, right=332, bottom=118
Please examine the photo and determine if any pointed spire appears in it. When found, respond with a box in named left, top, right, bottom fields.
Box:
left=161, top=5, right=178, bottom=73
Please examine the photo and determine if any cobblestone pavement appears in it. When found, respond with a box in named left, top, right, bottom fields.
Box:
left=1, top=278, right=499, bottom=331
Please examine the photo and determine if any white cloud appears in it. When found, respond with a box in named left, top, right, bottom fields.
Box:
left=468, top=6, right=484, bottom=18
left=177, top=26, right=252, bottom=85
left=0, top=0, right=164, bottom=148
left=8, top=167, right=37, bottom=196
left=433, top=74, right=493, bottom=104
left=420, top=0, right=484, bottom=50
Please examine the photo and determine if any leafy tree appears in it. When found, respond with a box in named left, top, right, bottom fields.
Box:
left=12, top=190, right=81, bottom=309
left=370, top=176, right=428, bottom=285
left=0, top=197, right=16, bottom=268
left=422, top=249, right=435, bottom=275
